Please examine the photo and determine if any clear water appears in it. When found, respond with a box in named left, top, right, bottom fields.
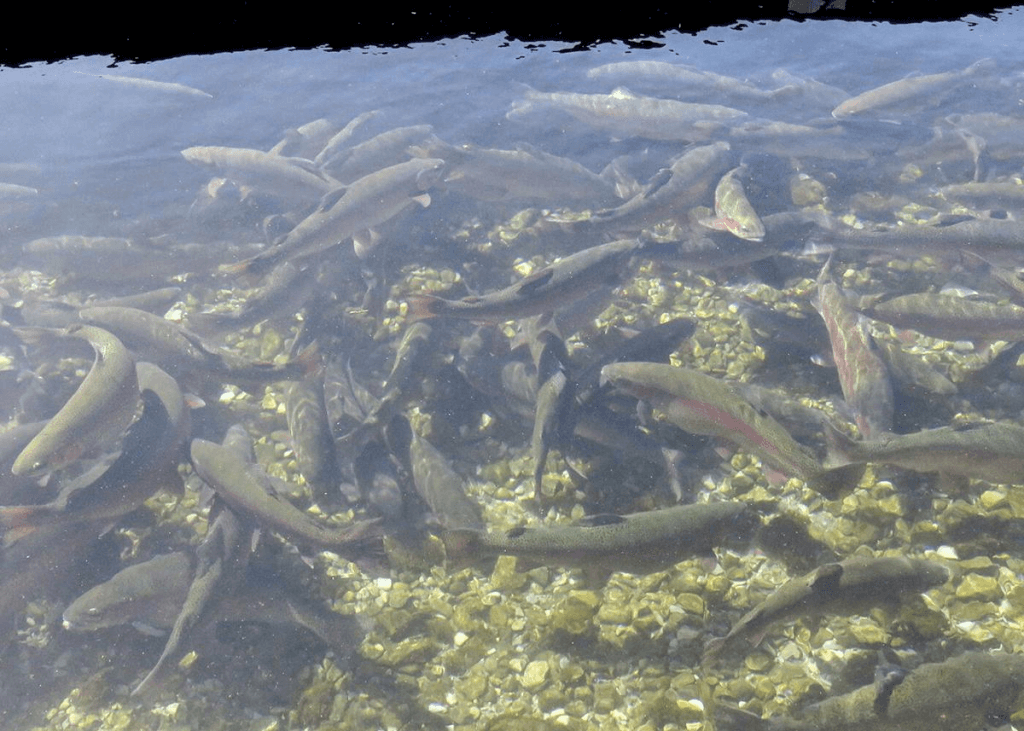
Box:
left=1, top=11, right=1024, bottom=731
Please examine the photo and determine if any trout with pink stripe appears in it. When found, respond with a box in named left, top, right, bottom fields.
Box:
left=813, top=261, right=894, bottom=439
left=600, top=361, right=863, bottom=497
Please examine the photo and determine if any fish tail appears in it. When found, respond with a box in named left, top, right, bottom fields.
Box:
left=822, top=422, right=859, bottom=467
left=404, top=294, right=442, bottom=323
left=292, top=340, right=323, bottom=379
left=0, top=506, right=43, bottom=547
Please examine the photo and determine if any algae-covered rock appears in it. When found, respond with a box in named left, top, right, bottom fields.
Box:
left=955, top=573, right=1003, bottom=602
left=549, top=590, right=601, bottom=634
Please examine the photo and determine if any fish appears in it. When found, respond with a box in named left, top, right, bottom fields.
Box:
left=319, top=124, right=435, bottom=181
left=76, top=71, right=213, bottom=99
left=235, top=157, right=446, bottom=274
left=132, top=502, right=252, bottom=696
left=63, top=550, right=365, bottom=656
left=442, top=502, right=758, bottom=586
left=720, top=651, right=1024, bottom=731
left=411, top=137, right=619, bottom=205
left=825, top=420, right=1024, bottom=485
left=938, top=180, right=1024, bottom=209
left=814, top=261, right=894, bottom=439
left=509, top=87, right=747, bottom=142
left=0, top=362, right=189, bottom=546
left=188, top=261, right=319, bottom=336
left=0, top=516, right=108, bottom=654
left=811, top=214, right=1024, bottom=263
left=407, top=428, right=484, bottom=531
left=12, top=324, right=139, bottom=477
left=530, top=333, right=576, bottom=501
left=600, top=362, right=863, bottom=497
left=63, top=552, right=195, bottom=633
left=570, top=318, right=697, bottom=404
left=586, top=61, right=771, bottom=104
left=872, top=338, right=957, bottom=397
left=733, top=383, right=844, bottom=442
left=0, top=182, right=38, bottom=199
left=581, top=142, right=732, bottom=233
left=188, top=438, right=381, bottom=554
left=406, top=238, right=641, bottom=324
left=285, top=368, right=343, bottom=507
left=20, top=235, right=265, bottom=283
left=697, top=166, right=766, bottom=242
left=77, top=305, right=317, bottom=387
left=855, top=291, right=1024, bottom=344
left=702, top=556, right=949, bottom=664
left=180, top=145, right=338, bottom=203
left=0, top=420, right=47, bottom=504
left=832, top=58, right=995, bottom=119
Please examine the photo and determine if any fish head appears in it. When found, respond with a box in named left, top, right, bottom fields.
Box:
left=916, top=559, right=952, bottom=589
left=414, top=158, right=447, bottom=190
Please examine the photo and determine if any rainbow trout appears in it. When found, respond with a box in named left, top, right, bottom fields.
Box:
left=855, top=291, right=1024, bottom=343
left=814, top=261, right=893, bottom=438
left=600, top=362, right=863, bottom=497
left=826, top=421, right=1024, bottom=485
left=189, top=438, right=381, bottom=554
left=12, top=324, right=139, bottom=476
left=443, top=502, right=757, bottom=585
left=406, top=238, right=640, bottom=323
left=721, top=651, right=1024, bottom=731
left=703, top=556, right=949, bottom=664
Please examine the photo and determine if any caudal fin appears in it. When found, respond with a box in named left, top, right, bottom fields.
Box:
left=404, top=294, right=443, bottom=323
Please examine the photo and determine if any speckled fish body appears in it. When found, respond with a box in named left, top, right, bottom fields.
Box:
left=406, top=238, right=640, bottom=323
left=320, top=124, right=434, bottom=182
left=587, top=142, right=732, bottom=231
left=240, top=157, right=446, bottom=273
left=0, top=364, right=189, bottom=546
left=190, top=261, right=318, bottom=335
left=760, top=651, right=1024, bottom=731
left=414, top=136, right=618, bottom=205
left=409, top=430, right=484, bottom=531
left=189, top=438, right=380, bottom=553
left=814, top=265, right=893, bottom=438
left=286, top=371, right=342, bottom=507
left=857, top=292, right=1024, bottom=343
left=599, top=361, right=822, bottom=482
left=705, top=557, right=949, bottom=662
left=445, top=502, right=755, bottom=583
left=831, top=58, right=994, bottom=119
left=816, top=215, right=1024, bottom=262
left=78, top=305, right=311, bottom=386
left=872, top=338, right=957, bottom=396
left=180, top=145, right=337, bottom=203
left=63, top=552, right=194, bottom=632
left=698, top=166, right=765, bottom=242
left=587, top=61, right=771, bottom=103
left=828, top=421, right=1024, bottom=485
left=12, top=324, right=139, bottom=477
left=132, top=504, right=251, bottom=695
left=509, top=87, right=746, bottom=141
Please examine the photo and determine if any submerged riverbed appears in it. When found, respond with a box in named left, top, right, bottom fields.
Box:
left=2, top=11, right=1024, bottom=731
